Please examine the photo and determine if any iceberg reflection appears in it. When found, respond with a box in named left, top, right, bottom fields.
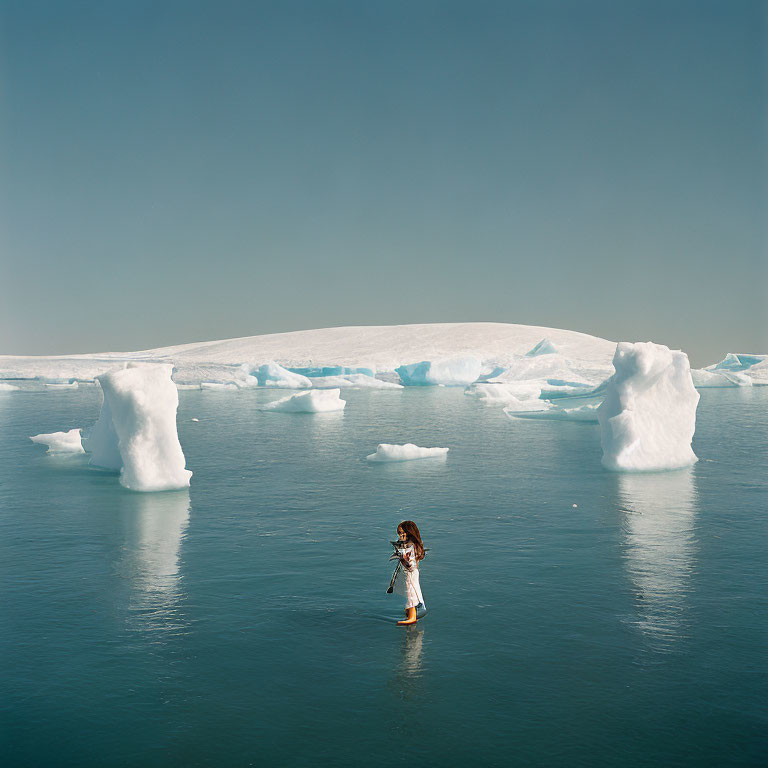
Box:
left=118, top=490, right=191, bottom=632
left=618, top=469, right=698, bottom=646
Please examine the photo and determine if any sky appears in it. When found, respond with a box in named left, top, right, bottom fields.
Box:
left=1, top=0, right=765, bottom=366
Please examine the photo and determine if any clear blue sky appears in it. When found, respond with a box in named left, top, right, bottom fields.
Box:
left=1, top=0, right=765, bottom=366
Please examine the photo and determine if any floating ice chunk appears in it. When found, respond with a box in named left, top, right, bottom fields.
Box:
left=0, top=383, right=19, bottom=391
left=200, top=382, right=238, bottom=391
left=691, top=369, right=752, bottom=388
left=176, top=383, right=202, bottom=390
left=526, top=338, right=559, bottom=356
left=505, top=403, right=600, bottom=422
left=396, top=357, right=482, bottom=386
left=311, top=374, right=402, bottom=389
left=465, top=382, right=545, bottom=404
left=366, top=443, right=449, bottom=462
left=598, top=342, right=699, bottom=472
left=30, top=428, right=84, bottom=453
left=255, top=362, right=312, bottom=388
left=261, top=388, right=346, bottom=413
left=95, top=364, right=192, bottom=491
left=44, top=381, right=78, bottom=389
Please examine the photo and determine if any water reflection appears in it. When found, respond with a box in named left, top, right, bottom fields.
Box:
left=618, top=469, right=698, bottom=646
left=118, top=490, right=191, bottom=632
left=391, top=627, right=425, bottom=698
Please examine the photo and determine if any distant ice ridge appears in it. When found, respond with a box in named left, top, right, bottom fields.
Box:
left=691, top=353, right=768, bottom=387
left=598, top=342, right=699, bottom=472
left=30, top=428, right=84, bottom=453
left=261, top=388, right=346, bottom=413
left=464, top=339, right=611, bottom=404
left=396, top=357, right=482, bottom=386
left=366, top=444, right=449, bottom=462
left=92, top=364, right=192, bottom=491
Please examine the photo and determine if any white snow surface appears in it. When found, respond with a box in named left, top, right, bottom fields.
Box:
left=0, top=323, right=618, bottom=385
left=598, top=342, right=699, bottom=472
left=261, top=388, right=346, bottom=413
left=95, top=364, right=192, bottom=491
left=366, top=443, right=449, bottom=462
left=30, top=428, right=84, bottom=453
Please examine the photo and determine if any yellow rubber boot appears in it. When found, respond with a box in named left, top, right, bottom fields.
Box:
left=397, top=607, right=418, bottom=626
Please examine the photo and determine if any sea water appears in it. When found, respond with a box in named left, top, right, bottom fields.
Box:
left=1, top=386, right=766, bottom=767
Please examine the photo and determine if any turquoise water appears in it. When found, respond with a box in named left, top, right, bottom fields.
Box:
left=1, top=386, right=766, bottom=767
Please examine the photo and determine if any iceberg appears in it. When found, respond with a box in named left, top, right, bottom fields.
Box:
left=465, top=381, right=548, bottom=404
left=43, top=381, right=78, bottom=389
left=396, top=357, right=482, bottom=386
left=690, top=369, right=752, bottom=388
left=93, top=364, right=192, bottom=491
left=598, top=342, right=699, bottom=472
left=261, top=388, right=346, bottom=413
left=366, top=444, right=449, bottom=462
left=30, top=428, right=84, bottom=453
left=255, top=362, right=312, bottom=388
left=692, top=352, right=768, bottom=387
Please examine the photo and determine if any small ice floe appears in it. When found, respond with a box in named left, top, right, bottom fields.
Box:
left=366, top=443, right=449, bottom=462
left=0, top=383, right=19, bottom=391
left=261, top=388, right=346, bottom=413
left=176, top=383, right=202, bottom=390
left=44, top=381, right=78, bottom=389
left=505, top=402, right=600, bottom=422
left=190, top=418, right=199, bottom=422
left=30, top=428, right=84, bottom=453
left=200, top=382, right=238, bottom=391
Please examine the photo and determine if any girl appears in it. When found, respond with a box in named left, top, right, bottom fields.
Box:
left=393, top=520, right=426, bottom=626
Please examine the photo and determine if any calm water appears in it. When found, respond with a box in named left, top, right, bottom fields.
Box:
left=1, top=386, right=766, bottom=767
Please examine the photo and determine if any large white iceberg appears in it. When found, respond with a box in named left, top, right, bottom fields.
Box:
left=92, top=364, right=192, bottom=491
left=261, top=388, right=346, bottom=413
left=30, top=428, right=84, bottom=453
left=366, top=443, right=449, bottom=462
left=598, top=342, right=699, bottom=472
left=396, top=357, right=482, bottom=386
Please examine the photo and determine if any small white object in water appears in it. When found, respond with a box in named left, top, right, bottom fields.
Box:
left=366, top=443, right=449, bottom=462
left=572, top=504, right=578, bottom=508
left=191, top=418, right=199, bottom=422
left=30, top=428, right=84, bottom=453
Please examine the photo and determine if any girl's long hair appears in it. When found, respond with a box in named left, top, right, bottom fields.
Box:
left=398, top=520, right=425, bottom=561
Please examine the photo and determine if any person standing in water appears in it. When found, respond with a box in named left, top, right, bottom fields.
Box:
left=393, top=521, right=426, bottom=626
